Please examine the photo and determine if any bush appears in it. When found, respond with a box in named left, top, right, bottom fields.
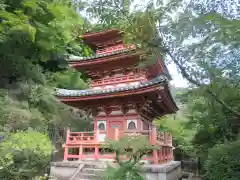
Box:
left=101, top=136, right=155, bottom=180
left=0, top=131, right=52, bottom=180
left=204, top=140, right=240, bottom=180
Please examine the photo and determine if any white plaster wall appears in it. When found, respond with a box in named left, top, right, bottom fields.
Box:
left=97, top=120, right=106, bottom=142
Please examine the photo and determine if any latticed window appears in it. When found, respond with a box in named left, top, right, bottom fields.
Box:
left=98, top=123, right=105, bottom=130
left=128, top=121, right=136, bottom=129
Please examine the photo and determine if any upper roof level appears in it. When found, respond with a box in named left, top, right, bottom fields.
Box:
left=68, top=29, right=170, bottom=80
left=82, top=29, right=123, bottom=51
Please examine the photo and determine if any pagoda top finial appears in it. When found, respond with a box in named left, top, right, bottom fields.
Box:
left=81, top=29, right=124, bottom=50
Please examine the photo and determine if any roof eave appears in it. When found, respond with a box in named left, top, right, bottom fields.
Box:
left=57, top=84, right=165, bottom=102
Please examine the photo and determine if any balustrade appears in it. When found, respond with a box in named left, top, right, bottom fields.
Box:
left=67, top=132, right=96, bottom=144
left=65, top=130, right=172, bottom=146
left=91, top=74, right=146, bottom=87
left=157, top=132, right=172, bottom=146
left=96, top=44, right=135, bottom=55
left=63, top=129, right=173, bottom=163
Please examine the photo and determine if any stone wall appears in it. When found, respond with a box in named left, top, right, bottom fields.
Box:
left=142, top=161, right=182, bottom=180
left=50, top=161, right=181, bottom=180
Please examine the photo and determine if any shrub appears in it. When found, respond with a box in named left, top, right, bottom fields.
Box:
left=0, top=131, right=52, bottom=180
left=204, top=140, right=240, bottom=180
left=101, top=136, right=155, bottom=180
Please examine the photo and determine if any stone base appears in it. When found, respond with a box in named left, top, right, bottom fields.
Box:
left=50, top=161, right=181, bottom=180
left=142, top=161, right=182, bottom=180
left=50, top=161, right=82, bottom=180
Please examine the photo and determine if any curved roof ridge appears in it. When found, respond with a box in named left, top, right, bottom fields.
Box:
left=55, top=74, right=168, bottom=97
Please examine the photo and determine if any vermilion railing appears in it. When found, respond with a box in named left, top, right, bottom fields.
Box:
left=91, top=74, right=147, bottom=87
left=157, top=132, right=172, bottom=146
left=65, top=129, right=172, bottom=146
left=63, top=129, right=173, bottom=164
left=66, top=132, right=96, bottom=144
left=96, top=44, right=135, bottom=55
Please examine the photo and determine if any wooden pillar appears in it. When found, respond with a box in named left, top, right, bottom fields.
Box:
left=153, top=150, right=158, bottom=164
left=169, top=148, right=171, bottom=161
left=169, top=148, right=172, bottom=161
left=95, top=145, right=99, bottom=160
left=95, top=129, right=99, bottom=143
left=151, top=125, right=158, bottom=164
left=106, top=118, right=109, bottom=139
left=167, top=147, right=170, bottom=161
left=64, top=127, right=70, bottom=161
left=164, top=147, right=167, bottom=162
left=79, top=145, right=83, bottom=160
left=159, top=148, right=163, bottom=163
left=95, top=129, right=99, bottom=160
left=151, top=125, right=157, bottom=144
left=94, top=118, right=98, bottom=131
left=66, top=127, right=70, bottom=144
left=115, top=128, right=119, bottom=140
left=64, top=147, right=68, bottom=161
left=137, top=116, right=141, bottom=131
left=169, top=134, right=173, bottom=146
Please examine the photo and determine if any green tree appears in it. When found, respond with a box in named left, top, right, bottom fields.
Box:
left=0, top=0, right=91, bottom=132
left=0, top=1, right=92, bottom=175
left=101, top=136, right=155, bottom=180
left=156, top=115, right=194, bottom=159
left=0, top=131, right=52, bottom=180
left=204, top=140, right=240, bottom=180
left=49, top=68, right=89, bottom=90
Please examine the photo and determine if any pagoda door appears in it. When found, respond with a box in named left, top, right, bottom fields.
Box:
left=108, top=120, right=124, bottom=140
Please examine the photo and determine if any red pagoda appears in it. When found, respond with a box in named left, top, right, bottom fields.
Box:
left=56, top=29, right=178, bottom=164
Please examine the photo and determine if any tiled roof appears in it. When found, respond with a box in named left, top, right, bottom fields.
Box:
left=56, top=74, right=168, bottom=97
left=68, top=49, right=132, bottom=61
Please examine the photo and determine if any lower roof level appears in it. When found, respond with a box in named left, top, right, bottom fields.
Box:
left=56, top=74, right=168, bottom=98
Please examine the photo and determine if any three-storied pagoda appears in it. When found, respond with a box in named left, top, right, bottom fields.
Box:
left=56, top=29, right=178, bottom=164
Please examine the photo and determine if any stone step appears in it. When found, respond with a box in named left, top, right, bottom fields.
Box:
left=82, top=168, right=105, bottom=174
left=77, top=173, right=97, bottom=179
left=84, top=164, right=107, bottom=169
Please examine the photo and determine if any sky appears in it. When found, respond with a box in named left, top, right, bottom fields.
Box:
left=168, top=63, right=188, bottom=87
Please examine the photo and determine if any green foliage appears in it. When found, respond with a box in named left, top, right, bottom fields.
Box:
left=0, top=0, right=88, bottom=85
left=204, top=140, right=240, bottom=180
left=0, top=131, right=52, bottom=180
left=101, top=136, right=155, bottom=180
left=186, top=84, right=240, bottom=154
left=0, top=0, right=91, bottom=178
left=49, top=68, right=89, bottom=90
left=199, top=12, right=240, bottom=47
left=156, top=115, right=194, bottom=157
left=0, top=83, right=91, bottom=134
left=0, top=0, right=91, bottom=133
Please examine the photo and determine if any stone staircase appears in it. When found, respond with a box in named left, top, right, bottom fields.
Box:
left=50, top=161, right=107, bottom=180
left=75, top=162, right=106, bottom=180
